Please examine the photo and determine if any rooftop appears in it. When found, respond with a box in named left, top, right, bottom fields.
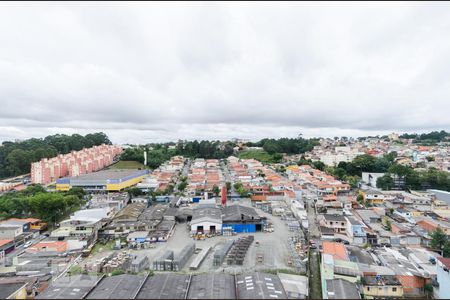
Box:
left=0, top=239, right=13, bottom=248
left=322, top=214, right=347, bottom=222
left=277, top=273, right=308, bottom=299
left=136, top=274, right=190, bottom=299
left=36, top=275, right=102, bottom=299
left=86, top=274, right=145, bottom=299
left=114, top=203, right=146, bottom=221
left=363, top=275, right=401, bottom=286
left=187, top=273, right=235, bottom=299
left=59, top=169, right=148, bottom=183
left=438, top=257, right=450, bottom=269
left=0, top=282, right=27, bottom=299
left=322, top=242, right=349, bottom=261
left=326, top=279, right=360, bottom=299
left=235, top=272, right=287, bottom=299
left=222, top=205, right=261, bottom=222
left=192, top=207, right=222, bottom=222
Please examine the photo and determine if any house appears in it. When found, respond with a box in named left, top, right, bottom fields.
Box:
left=319, top=214, right=347, bottom=234
left=0, top=224, right=23, bottom=239
left=345, top=216, right=366, bottom=245
left=437, top=257, right=450, bottom=299
left=393, top=208, right=416, bottom=224
left=1, top=218, right=47, bottom=233
left=322, top=242, right=349, bottom=261
left=361, top=275, right=403, bottom=298
left=26, top=241, right=68, bottom=254
left=127, top=231, right=149, bottom=244
left=190, top=207, right=222, bottom=235
left=0, top=239, right=15, bottom=260
left=362, top=189, right=385, bottom=206
left=416, top=217, right=450, bottom=236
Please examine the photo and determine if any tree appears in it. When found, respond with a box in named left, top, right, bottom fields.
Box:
left=377, top=174, right=394, bottom=190
left=430, top=227, right=448, bottom=252
left=357, top=193, right=364, bottom=203
left=384, top=217, right=392, bottom=231
left=177, top=181, right=187, bottom=192
left=312, top=161, right=325, bottom=171
left=125, top=187, right=143, bottom=197
left=225, top=182, right=231, bottom=192
left=212, top=185, right=220, bottom=196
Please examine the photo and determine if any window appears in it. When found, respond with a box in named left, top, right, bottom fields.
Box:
left=392, top=287, right=397, bottom=292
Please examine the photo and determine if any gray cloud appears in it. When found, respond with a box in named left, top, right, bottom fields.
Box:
left=0, top=2, right=449, bottom=144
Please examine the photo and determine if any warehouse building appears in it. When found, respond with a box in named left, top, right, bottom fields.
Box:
left=187, top=273, right=236, bottom=299
left=136, top=273, right=190, bottom=299
left=222, top=205, right=263, bottom=233
left=190, top=207, right=222, bottom=235
left=236, top=272, right=287, bottom=299
left=56, top=169, right=149, bottom=192
left=36, top=275, right=103, bottom=299
left=86, top=274, right=146, bottom=299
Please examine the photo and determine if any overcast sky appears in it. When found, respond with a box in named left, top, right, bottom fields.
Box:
left=1, top=2, right=449, bottom=144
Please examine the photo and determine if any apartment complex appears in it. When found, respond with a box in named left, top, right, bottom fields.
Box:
left=31, top=144, right=123, bottom=185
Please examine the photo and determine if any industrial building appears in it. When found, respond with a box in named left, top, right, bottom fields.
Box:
left=190, top=205, right=263, bottom=235
left=236, top=272, right=287, bottom=299
left=190, top=207, right=222, bottom=235
left=86, top=274, right=146, bottom=299
left=56, top=169, right=149, bottom=192
left=222, top=205, right=263, bottom=233
left=36, top=275, right=104, bottom=299
left=187, top=274, right=236, bottom=299
left=136, top=274, right=190, bottom=299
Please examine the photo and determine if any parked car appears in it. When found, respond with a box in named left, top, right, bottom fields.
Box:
left=23, top=241, right=33, bottom=248
left=343, top=240, right=350, bottom=245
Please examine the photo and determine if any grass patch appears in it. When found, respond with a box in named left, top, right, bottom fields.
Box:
left=108, top=160, right=149, bottom=169
left=91, top=240, right=115, bottom=254
left=69, top=265, right=84, bottom=275
left=262, top=268, right=306, bottom=276
left=238, top=150, right=281, bottom=164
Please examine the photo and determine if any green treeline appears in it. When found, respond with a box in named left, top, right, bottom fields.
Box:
left=316, top=152, right=450, bottom=191
left=121, top=137, right=319, bottom=169
left=246, top=137, right=320, bottom=154
left=0, top=185, right=87, bottom=223
left=399, top=130, right=449, bottom=144
left=0, top=132, right=111, bottom=179
left=121, top=141, right=236, bottom=169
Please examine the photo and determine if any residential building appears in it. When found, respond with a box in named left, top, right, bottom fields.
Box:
left=361, top=275, right=403, bottom=298
left=319, top=214, right=348, bottom=234
left=437, top=257, right=450, bottom=299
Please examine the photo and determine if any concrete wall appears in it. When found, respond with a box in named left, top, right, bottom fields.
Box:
left=437, top=261, right=450, bottom=299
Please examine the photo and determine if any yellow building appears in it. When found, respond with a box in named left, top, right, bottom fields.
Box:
left=56, top=169, right=149, bottom=192
left=362, top=276, right=404, bottom=298
left=361, top=190, right=385, bottom=205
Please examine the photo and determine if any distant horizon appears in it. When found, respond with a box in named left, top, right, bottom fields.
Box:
left=1, top=128, right=448, bottom=146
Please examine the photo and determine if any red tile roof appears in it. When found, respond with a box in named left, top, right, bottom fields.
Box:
left=322, top=241, right=349, bottom=261
left=438, top=257, right=450, bottom=268
left=0, top=239, right=13, bottom=248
